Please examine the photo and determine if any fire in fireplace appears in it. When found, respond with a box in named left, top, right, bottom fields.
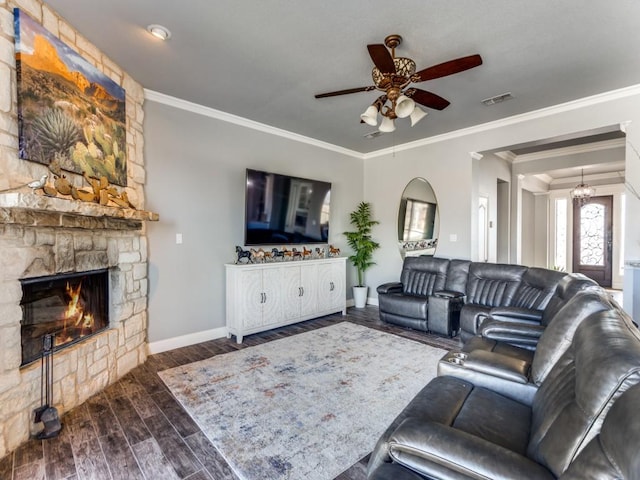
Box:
left=20, top=269, right=109, bottom=366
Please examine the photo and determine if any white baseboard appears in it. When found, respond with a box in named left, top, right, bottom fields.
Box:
left=345, top=297, right=378, bottom=307
left=148, top=326, right=228, bottom=354
left=148, top=299, right=378, bottom=354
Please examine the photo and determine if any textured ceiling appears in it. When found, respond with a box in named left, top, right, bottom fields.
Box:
left=42, top=0, right=640, bottom=154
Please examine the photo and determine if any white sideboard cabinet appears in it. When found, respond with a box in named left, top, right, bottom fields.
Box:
left=226, top=257, right=347, bottom=343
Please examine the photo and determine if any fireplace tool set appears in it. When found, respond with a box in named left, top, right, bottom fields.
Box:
left=33, top=333, right=62, bottom=439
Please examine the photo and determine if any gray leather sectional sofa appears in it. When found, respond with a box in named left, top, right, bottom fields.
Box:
left=369, top=258, right=640, bottom=479
left=377, top=257, right=572, bottom=341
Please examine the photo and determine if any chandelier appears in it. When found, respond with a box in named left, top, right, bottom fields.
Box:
left=570, top=169, right=595, bottom=205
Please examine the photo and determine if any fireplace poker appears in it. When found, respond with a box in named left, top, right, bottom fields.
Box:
left=33, top=333, right=62, bottom=439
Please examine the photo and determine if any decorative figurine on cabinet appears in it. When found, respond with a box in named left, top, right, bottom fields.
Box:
left=302, top=246, right=313, bottom=259
left=315, top=247, right=325, bottom=259
left=271, top=247, right=285, bottom=261
left=282, top=247, right=294, bottom=260
left=250, top=248, right=266, bottom=263
left=235, top=246, right=253, bottom=264
left=329, top=245, right=340, bottom=257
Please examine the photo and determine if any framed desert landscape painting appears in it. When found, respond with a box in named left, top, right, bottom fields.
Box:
left=14, top=8, right=127, bottom=186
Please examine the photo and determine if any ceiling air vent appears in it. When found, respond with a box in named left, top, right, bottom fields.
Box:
left=481, top=92, right=513, bottom=106
left=363, top=131, right=383, bottom=139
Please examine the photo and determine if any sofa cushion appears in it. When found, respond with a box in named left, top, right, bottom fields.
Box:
left=527, top=308, right=640, bottom=476
left=531, top=290, right=613, bottom=385
left=459, top=304, right=491, bottom=340
left=451, top=384, right=531, bottom=453
left=462, top=336, right=535, bottom=364
left=560, top=383, right=640, bottom=480
left=511, top=267, right=566, bottom=310
left=400, top=256, right=449, bottom=296
left=378, top=293, right=429, bottom=320
left=465, top=263, right=527, bottom=307
left=541, top=273, right=598, bottom=326
left=443, top=259, right=471, bottom=293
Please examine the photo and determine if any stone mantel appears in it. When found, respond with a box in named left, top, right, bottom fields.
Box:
left=0, top=192, right=159, bottom=230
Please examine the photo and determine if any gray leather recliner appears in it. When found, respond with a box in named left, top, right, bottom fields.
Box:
left=369, top=381, right=640, bottom=480
left=377, top=256, right=450, bottom=332
left=367, top=306, right=640, bottom=479
left=478, top=273, right=597, bottom=349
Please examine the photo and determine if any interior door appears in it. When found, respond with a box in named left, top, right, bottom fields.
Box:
left=572, top=195, right=613, bottom=287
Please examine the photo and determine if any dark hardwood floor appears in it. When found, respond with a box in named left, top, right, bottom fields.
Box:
left=0, top=306, right=460, bottom=480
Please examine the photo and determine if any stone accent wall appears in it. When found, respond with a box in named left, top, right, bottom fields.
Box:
left=0, top=0, right=149, bottom=458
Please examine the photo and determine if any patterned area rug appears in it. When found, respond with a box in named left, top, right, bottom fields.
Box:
left=159, top=322, right=447, bottom=480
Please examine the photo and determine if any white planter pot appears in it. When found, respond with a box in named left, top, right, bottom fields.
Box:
left=353, top=286, right=368, bottom=308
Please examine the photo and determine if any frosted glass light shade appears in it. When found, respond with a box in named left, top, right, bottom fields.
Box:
left=410, top=106, right=428, bottom=126
left=395, top=95, right=415, bottom=118
left=379, top=116, right=396, bottom=132
left=360, top=105, right=379, bottom=126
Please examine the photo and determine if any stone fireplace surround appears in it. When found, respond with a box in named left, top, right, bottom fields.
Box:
left=0, top=0, right=152, bottom=458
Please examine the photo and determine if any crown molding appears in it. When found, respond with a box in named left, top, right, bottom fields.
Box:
left=146, top=83, right=640, bottom=161
left=144, top=89, right=365, bottom=159
left=550, top=170, right=624, bottom=186
left=362, top=83, right=640, bottom=159
left=495, top=150, right=517, bottom=162
left=512, top=138, right=625, bottom=164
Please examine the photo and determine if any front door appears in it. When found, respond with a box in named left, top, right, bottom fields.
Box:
left=572, top=195, right=613, bottom=287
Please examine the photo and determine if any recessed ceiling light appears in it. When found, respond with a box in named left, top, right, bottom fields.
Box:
left=146, top=24, right=171, bottom=40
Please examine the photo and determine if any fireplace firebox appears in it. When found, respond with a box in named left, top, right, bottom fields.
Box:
left=20, top=269, right=109, bottom=366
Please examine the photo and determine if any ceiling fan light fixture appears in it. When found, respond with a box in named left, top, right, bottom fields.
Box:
left=379, top=116, right=396, bottom=133
left=360, top=105, right=379, bottom=126
left=395, top=95, right=415, bottom=118
left=146, top=24, right=171, bottom=40
left=409, top=106, right=428, bottom=127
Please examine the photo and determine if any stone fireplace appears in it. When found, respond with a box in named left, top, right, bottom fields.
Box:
left=20, top=268, right=110, bottom=366
left=0, top=0, right=154, bottom=459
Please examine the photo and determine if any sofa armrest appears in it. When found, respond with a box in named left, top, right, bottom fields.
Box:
left=489, top=306, right=543, bottom=324
left=377, top=282, right=403, bottom=295
left=433, top=290, right=465, bottom=299
left=480, top=320, right=545, bottom=348
left=463, top=350, right=529, bottom=383
left=387, top=419, right=555, bottom=480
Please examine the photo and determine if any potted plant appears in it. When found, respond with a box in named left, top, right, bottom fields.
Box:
left=344, top=201, right=380, bottom=308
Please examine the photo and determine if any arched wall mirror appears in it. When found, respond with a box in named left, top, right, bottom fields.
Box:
left=398, top=177, right=439, bottom=258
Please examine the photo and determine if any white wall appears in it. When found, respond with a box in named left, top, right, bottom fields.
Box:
left=144, top=99, right=363, bottom=344
left=363, top=88, right=640, bottom=319
left=521, top=189, right=536, bottom=266
left=476, top=153, right=511, bottom=262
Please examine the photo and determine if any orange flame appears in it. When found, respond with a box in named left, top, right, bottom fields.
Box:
left=59, top=280, right=95, bottom=342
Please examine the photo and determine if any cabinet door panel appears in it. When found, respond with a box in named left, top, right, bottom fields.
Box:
left=239, top=269, right=266, bottom=328
left=318, top=262, right=344, bottom=310
left=300, top=263, right=318, bottom=316
left=328, top=262, right=345, bottom=309
left=262, top=268, right=283, bottom=326
left=281, top=267, right=302, bottom=321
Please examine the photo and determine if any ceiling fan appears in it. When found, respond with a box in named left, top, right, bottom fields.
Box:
left=314, top=34, right=482, bottom=132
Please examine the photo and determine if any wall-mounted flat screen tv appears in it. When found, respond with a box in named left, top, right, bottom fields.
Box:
left=245, top=169, right=331, bottom=245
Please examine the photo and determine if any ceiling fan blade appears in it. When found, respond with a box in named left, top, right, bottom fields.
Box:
left=367, top=44, right=396, bottom=74
left=407, top=89, right=450, bottom=110
left=414, top=54, right=483, bottom=82
left=315, top=86, right=375, bottom=98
